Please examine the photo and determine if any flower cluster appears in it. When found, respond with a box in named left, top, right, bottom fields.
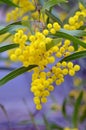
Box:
left=6, top=0, right=35, bottom=22
left=63, top=3, right=86, bottom=52
left=31, top=62, right=80, bottom=110
left=64, top=3, right=86, bottom=30
left=9, top=22, right=80, bottom=110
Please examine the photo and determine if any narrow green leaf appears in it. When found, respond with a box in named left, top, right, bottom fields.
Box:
left=0, top=25, right=4, bottom=30
left=46, top=7, right=52, bottom=24
left=0, top=65, right=37, bottom=86
left=0, top=104, right=11, bottom=128
left=60, top=50, right=86, bottom=62
left=62, top=98, right=67, bottom=118
left=0, top=33, right=12, bottom=43
left=0, top=21, right=23, bottom=35
left=42, top=0, right=67, bottom=11
left=53, top=31, right=86, bottom=48
left=22, top=20, right=33, bottom=33
left=50, top=123, right=63, bottom=130
left=0, top=0, right=19, bottom=7
left=0, top=104, right=9, bottom=122
left=79, top=25, right=86, bottom=30
left=46, top=38, right=62, bottom=50
left=51, top=29, right=86, bottom=50
left=60, top=29, right=86, bottom=37
left=72, top=91, right=83, bottom=127
left=55, top=29, right=86, bottom=50
left=22, top=98, right=38, bottom=129
left=72, top=42, right=78, bottom=51
left=45, top=9, right=63, bottom=26
left=43, top=115, right=51, bottom=130
left=0, top=44, right=18, bottom=53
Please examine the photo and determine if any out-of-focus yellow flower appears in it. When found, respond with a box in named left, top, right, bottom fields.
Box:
left=73, top=77, right=82, bottom=87
left=60, top=12, right=67, bottom=21
left=80, top=105, right=86, bottom=114
left=22, top=16, right=29, bottom=21
left=64, top=3, right=86, bottom=30
left=69, top=90, right=86, bottom=102
left=31, top=11, right=39, bottom=20
left=6, top=0, right=35, bottom=22
left=79, top=3, right=85, bottom=10
left=64, top=127, right=78, bottom=130
left=51, top=104, right=61, bottom=111
left=31, top=11, right=47, bottom=23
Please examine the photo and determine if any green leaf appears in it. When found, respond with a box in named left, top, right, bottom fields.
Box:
left=46, top=7, right=52, bottom=24
left=50, top=123, right=64, bottom=130
left=0, top=104, right=9, bottom=121
left=45, top=9, right=63, bottom=26
left=0, top=25, right=4, bottom=30
left=42, top=0, right=67, bottom=11
left=62, top=98, right=67, bottom=118
left=60, top=50, right=86, bottom=62
left=43, top=115, right=52, bottom=130
left=50, top=123, right=63, bottom=130
left=46, top=38, right=62, bottom=50
left=72, top=91, right=83, bottom=127
left=0, top=44, right=18, bottom=53
left=22, top=20, right=33, bottom=33
left=72, top=42, right=78, bottom=51
left=0, top=65, right=37, bottom=86
left=60, top=29, right=86, bottom=37
left=0, top=0, right=19, bottom=7
left=0, top=21, right=24, bottom=35
left=54, top=29, right=86, bottom=50
left=0, top=104, right=11, bottom=128
left=0, top=33, right=12, bottom=43
left=53, top=30, right=86, bottom=49
left=79, top=25, right=86, bottom=30
left=52, top=29, right=86, bottom=50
